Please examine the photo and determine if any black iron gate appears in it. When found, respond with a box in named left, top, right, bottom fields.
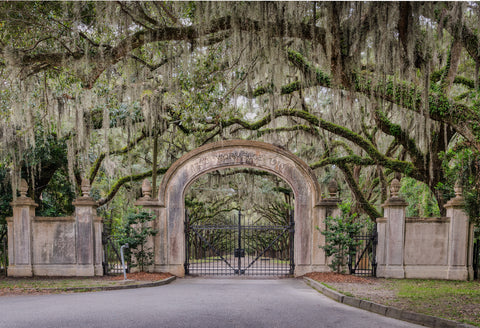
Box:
left=185, top=210, right=294, bottom=276
left=348, top=228, right=377, bottom=276
left=474, top=239, right=479, bottom=280
left=0, top=226, right=7, bottom=277
left=102, top=228, right=126, bottom=275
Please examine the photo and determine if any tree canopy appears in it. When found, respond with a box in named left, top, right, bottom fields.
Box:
left=0, top=1, right=479, bottom=223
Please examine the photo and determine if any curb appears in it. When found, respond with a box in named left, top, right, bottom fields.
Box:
left=20, top=276, right=176, bottom=293
left=303, top=277, right=475, bottom=328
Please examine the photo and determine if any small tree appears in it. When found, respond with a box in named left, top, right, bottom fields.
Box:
left=121, top=211, right=157, bottom=272
left=319, top=202, right=364, bottom=273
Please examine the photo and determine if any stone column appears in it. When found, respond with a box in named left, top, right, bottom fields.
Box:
left=7, top=179, right=37, bottom=277
left=72, top=179, right=98, bottom=276
left=134, top=179, right=163, bottom=273
left=377, top=178, right=407, bottom=279
left=312, top=180, right=341, bottom=272
left=445, top=182, right=473, bottom=280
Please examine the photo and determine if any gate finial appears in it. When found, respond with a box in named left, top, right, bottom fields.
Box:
left=19, top=179, right=29, bottom=197
left=390, top=178, right=401, bottom=198
left=454, top=180, right=463, bottom=199
left=81, top=178, right=91, bottom=198
left=142, top=179, right=152, bottom=199
left=327, top=179, right=338, bottom=198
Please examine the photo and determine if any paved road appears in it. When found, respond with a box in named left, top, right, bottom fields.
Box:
left=0, top=278, right=422, bottom=328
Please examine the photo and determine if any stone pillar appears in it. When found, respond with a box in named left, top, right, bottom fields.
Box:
left=7, top=179, right=38, bottom=277
left=72, top=179, right=99, bottom=276
left=377, top=178, right=407, bottom=278
left=445, top=182, right=473, bottom=280
left=134, top=179, right=163, bottom=273
left=313, top=180, right=341, bottom=272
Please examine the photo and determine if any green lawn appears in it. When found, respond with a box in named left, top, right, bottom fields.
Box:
left=375, top=279, right=480, bottom=326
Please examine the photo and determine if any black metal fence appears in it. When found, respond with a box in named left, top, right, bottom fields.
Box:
left=0, top=226, right=6, bottom=277
left=185, top=210, right=294, bottom=276
left=474, top=239, right=479, bottom=280
left=102, top=230, right=126, bottom=275
left=348, top=229, right=377, bottom=277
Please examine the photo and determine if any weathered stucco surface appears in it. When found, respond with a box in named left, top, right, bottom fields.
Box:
left=377, top=183, right=474, bottom=280
left=7, top=180, right=103, bottom=277
left=139, top=140, right=326, bottom=277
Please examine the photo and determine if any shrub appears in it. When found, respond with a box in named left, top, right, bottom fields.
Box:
left=319, top=202, right=364, bottom=273
left=120, top=211, right=158, bottom=272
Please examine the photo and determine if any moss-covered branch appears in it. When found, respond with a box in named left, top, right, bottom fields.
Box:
left=309, top=155, right=376, bottom=170
left=284, top=49, right=480, bottom=151
left=88, top=131, right=148, bottom=184
left=251, top=125, right=320, bottom=138
left=97, top=166, right=169, bottom=206
left=373, top=108, right=425, bottom=169
left=337, top=163, right=381, bottom=220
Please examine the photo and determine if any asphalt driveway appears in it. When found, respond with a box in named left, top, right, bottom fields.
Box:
left=0, top=277, right=423, bottom=328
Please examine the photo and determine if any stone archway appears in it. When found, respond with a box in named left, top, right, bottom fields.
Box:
left=140, top=140, right=332, bottom=277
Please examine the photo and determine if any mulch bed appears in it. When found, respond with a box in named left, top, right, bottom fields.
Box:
left=107, top=272, right=173, bottom=281
left=304, top=272, right=373, bottom=284
left=0, top=272, right=174, bottom=296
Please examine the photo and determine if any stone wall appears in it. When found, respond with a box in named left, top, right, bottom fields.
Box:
left=376, top=180, right=474, bottom=280
left=7, top=179, right=103, bottom=277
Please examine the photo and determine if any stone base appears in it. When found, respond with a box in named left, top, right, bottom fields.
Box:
left=8, top=265, right=33, bottom=277
left=95, top=264, right=104, bottom=276
left=447, top=266, right=471, bottom=280
left=404, top=265, right=448, bottom=279
left=293, top=264, right=330, bottom=277
left=154, top=264, right=184, bottom=277
left=377, top=265, right=472, bottom=281
left=32, top=264, right=97, bottom=276
left=7, top=264, right=103, bottom=277
left=302, top=264, right=330, bottom=275
left=377, top=265, right=405, bottom=279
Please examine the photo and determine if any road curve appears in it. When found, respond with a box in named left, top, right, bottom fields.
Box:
left=0, top=277, right=423, bottom=328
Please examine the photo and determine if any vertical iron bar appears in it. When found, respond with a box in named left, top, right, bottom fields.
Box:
left=474, top=240, right=479, bottom=280
left=372, top=223, right=378, bottom=277
left=289, top=209, right=295, bottom=275
left=474, top=241, right=478, bottom=280
left=237, top=210, right=242, bottom=274
left=3, top=238, right=6, bottom=277
left=184, top=209, right=190, bottom=275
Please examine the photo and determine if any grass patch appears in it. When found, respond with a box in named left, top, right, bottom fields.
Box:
left=384, top=279, right=480, bottom=326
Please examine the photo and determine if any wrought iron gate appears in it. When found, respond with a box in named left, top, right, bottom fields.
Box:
left=102, top=228, right=126, bottom=275
left=348, top=228, right=377, bottom=276
left=185, top=210, right=294, bottom=276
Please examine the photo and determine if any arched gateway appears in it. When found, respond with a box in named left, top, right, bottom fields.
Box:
left=136, top=140, right=334, bottom=277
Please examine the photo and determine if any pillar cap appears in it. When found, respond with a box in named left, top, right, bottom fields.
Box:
left=381, top=197, right=408, bottom=207
left=10, top=179, right=38, bottom=207
left=73, top=198, right=98, bottom=207
left=327, top=179, right=338, bottom=198
left=135, top=179, right=160, bottom=207
left=73, top=178, right=97, bottom=206
left=444, top=181, right=465, bottom=208
left=382, top=179, right=408, bottom=207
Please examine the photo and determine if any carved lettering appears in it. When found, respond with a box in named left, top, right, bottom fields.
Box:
left=216, top=151, right=263, bottom=165
left=191, top=157, right=210, bottom=173
left=190, top=151, right=294, bottom=176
